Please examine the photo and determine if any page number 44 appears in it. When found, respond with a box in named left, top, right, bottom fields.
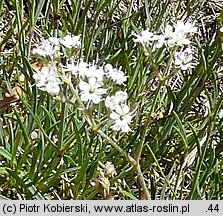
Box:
left=207, top=204, right=219, bottom=213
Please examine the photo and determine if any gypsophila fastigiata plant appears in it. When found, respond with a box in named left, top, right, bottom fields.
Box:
left=29, top=14, right=202, bottom=200
left=2, top=0, right=223, bottom=200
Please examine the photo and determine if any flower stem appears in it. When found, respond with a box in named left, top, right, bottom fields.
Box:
left=134, top=80, right=163, bottom=163
left=65, top=77, right=85, bottom=110
left=96, top=129, right=136, bottom=166
left=136, top=164, right=150, bottom=199
left=97, top=129, right=150, bottom=199
left=131, top=80, right=163, bottom=199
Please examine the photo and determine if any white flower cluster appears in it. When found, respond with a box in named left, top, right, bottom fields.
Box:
left=33, top=66, right=61, bottom=96
left=33, top=37, right=60, bottom=58
left=33, top=34, right=81, bottom=58
left=133, top=18, right=197, bottom=70
left=32, top=34, right=134, bottom=133
left=105, top=91, right=134, bottom=133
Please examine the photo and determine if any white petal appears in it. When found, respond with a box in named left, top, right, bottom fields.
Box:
left=111, top=123, right=121, bottom=131
left=110, top=112, right=120, bottom=120
left=92, top=95, right=101, bottom=104
left=88, top=77, right=97, bottom=87
left=79, top=81, right=90, bottom=91
left=80, top=92, right=90, bottom=102
left=121, top=123, right=131, bottom=133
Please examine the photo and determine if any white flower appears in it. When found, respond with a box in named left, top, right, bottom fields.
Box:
left=155, top=25, right=174, bottom=48
left=133, top=30, right=158, bottom=44
left=30, top=131, right=38, bottom=140
left=156, top=24, right=190, bottom=48
left=134, top=19, right=196, bottom=49
left=220, top=26, right=223, bottom=33
left=219, top=109, right=223, bottom=118
left=33, top=66, right=61, bottom=95
left=48, top=37, right=60, bottom=46
left=104, top=162, right=116, bottom=177
left=70, top=60, right=105, bottom=81
left=73, top=59, right=89, bottom=77
left=103, top=64, right=113, bottom=73
left=60, top=34, right=81, bottom=49
left=110, top=69, right=127, bottom=85
left=174, top=48, right=195, bottom=70
left=174, top=19, right=197, bottom=35
left=61, top=59, right=86, bottom=77
left=104, top=64, right=127, bottom=85
left=62, top=62, right=79, bottom=76
left=169, top=19, right=196, bottom=47
left=33, top=37, right=60, bottom=57
left=78, top=77, right=106, bottom=104
left=87, top=64, right=104, bottom=81
left=170, top=32, right=190, bottom=47
left=105, top=96, right=119, bottom=110
left=110, top=104, right=134, bottom=133
left=156, top=20, right=196, bottom=48
left=114, top=91, right=128, bottom=102
left=105, top=91, right=128, bottom=110
left=63, top=60, right=105, bottom=81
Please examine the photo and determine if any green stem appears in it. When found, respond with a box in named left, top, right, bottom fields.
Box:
left=133, top=81, right=163, bottom=199
left=65, top=78, right=85, bottom=110
left=133, top=53, right=174, bottom=198
left=146, top=143, right=177, bottom=198
left=134, top=80, right=163, bottom=163
left=136, top=164, right=150, bottom=199
left=58, top=98, right=66, bottom=149
left=96, top=129, right=136, bottom=167
left=97, top=129, right=150, bottom=199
